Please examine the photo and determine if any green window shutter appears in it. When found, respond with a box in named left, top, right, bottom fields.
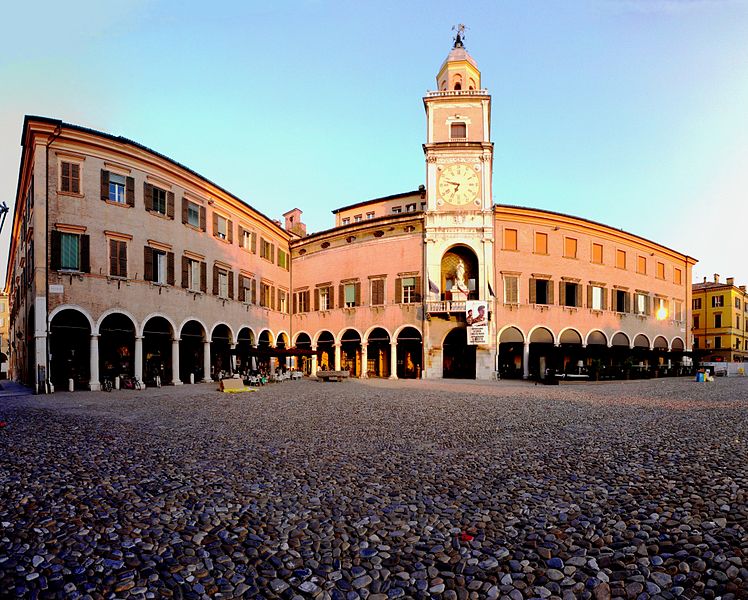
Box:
left=101, top=170, right=110, bottom=201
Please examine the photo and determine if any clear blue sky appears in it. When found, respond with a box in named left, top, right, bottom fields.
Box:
left=2, top=0, right=747, bottom=285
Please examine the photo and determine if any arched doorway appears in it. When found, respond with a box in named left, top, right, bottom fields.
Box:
left=50, top=309, right=91, bottom=390
left=179, top=320, right=206, bottom=383
left=498, top=326, right=524, bottom=379
left=99, top=313, right=136, bottom=381
left=340, top=329, right=362, bottom=377
left=276, top=333, right=289, bottom=371
left=610, top=332, right=630, bottom=377
left=316, top=331, right=335, bottom=371
left=558, top=329, right=583, bottom=376
left=443, top=327, right=475, bottom=379
left=142, top=316, right=173, bottom=386
left=211, top=324, right=233, bottom=379
left=236, top=328, right=255, bottom=375
left=653, top=335, right=669, bottom=373
left=633, top=334, right=651, bottom=377
left=397, top=327, right=422, bottom=379
left=586, top=330, right=609, bottom=378
left=440, top=246, right=479, bottom=300
left=366, top=328, right=391, bottom=378
left=257, top=330, right=274, bottom=372
left=294, top=333, right=313, bottom=374
left=529, top=327, right=555, bottom=380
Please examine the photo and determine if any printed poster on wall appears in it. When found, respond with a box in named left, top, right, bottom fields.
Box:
left=466, top=300, right=488, bottom=345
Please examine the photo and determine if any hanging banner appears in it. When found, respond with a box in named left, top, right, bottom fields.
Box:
left=466, top=300, right=488, bottom=345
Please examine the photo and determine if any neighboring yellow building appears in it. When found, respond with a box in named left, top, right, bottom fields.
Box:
left=692, top=275, right=748, bottom=362
left=0, top=291, right=9, bottom=378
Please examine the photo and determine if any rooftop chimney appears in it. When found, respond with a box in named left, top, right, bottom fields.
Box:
left=282, top=208, right=307, bottom=237
left=740, top=286, right=746, bottom=292
left=726, top=277, right=734, bottom=286
left=703, top=277, right=707, bottom=284
left=714, top=273, right=720, bottom=284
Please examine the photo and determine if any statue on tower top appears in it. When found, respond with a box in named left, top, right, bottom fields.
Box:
left=452, top=24, right=467, bottom=48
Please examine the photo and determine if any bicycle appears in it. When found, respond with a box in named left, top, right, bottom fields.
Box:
left=101, top=377, right=113, bottom=392
left=120, top=375, right=143, bottom=390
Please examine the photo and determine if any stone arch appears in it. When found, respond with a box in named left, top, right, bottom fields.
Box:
left=670, top=337, right=685, bottom=351
left=611, top=331, right=631, bottom=347
left=141, top=314, right=176, bottom=385
left=49, top=307, right=93, bottom=390
left=363, top=325, right=393, bottom=345
left=94, top=307, right=138, bottom=336
left=558, top=328, right=583, bottom=345
left=653, top=335, right=668, bottom=350
left=633, top=333, right=651, bottom=349
left=138, top=312, right=177, bottom=338
left=276, top=331, right=290, bottom=348
left=440, top=244, right=480, bottom=300
left=336, top=327, right=363, bottom=345
left=293, top=331, right=312, bottom=347
left=585, top=329, right=608, bottom=346
left=392, top=324, right=422, bottom=340
left=178, top=317, right=209, bottom=340
left=257, top=328, right=274, bottom=347
left=49, top=304, right=95, bottom=332
left=209, top=321, right=234, bottom=344
left=313, top=329, right=335, bottom=347
left=498, top=325, right=525, bottom=343
left=528, top=325, right=555, bottom=345
left=237, top=326, right=256, bottom=345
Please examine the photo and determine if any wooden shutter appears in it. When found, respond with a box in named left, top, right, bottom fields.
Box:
left=227, top=220, right=233, bottom=244
left=292, top=291, right=298, bottom=313
left=213, top=212, right=219, bottom=237
left=354, top=281, right=361, bottom=306
left=144, top=183, right=153, bottom=211
left=144, top=246, right=154, bottom=281
left=602, top=288, right=608, bottom=311
left=62, top=162, right=70, bottom=192
left=181, top=256, right=189, bottom=288
left=395, top=278, right=402, bottom=304
left=228, top=271, right=234, bottom=299
left=251, top=278, right=257, bottom=304
left=238, top=225, right=244, bottom=247
left=328, top=286, right=334, bottom=309
left=119, top=241, right=127, bottom=278
left=181, top=198, right=188, bottom=224
left=587, top=285, right=593, bottom=309
left=238, top=276, right=245, bottom=302
left=529, top=279, right=537, bottom=304
left=199, top=206, right=206, bottom=231
left=200, top=262, right=207, bottom=293
left=645, top=294, right=651, bottom=315
left=548, top=280, right=554, bottom=305
left=50, top=230, right=61, bottom=271
left=213, top=265, right=219, bottom=295
left=270, top=244, right=275, bottom=263
left=559, top=281, right=566, bottom=306
left=71, top=163, right=80, bottom=194
left=251, top=232, right=257, bottom=253
left=167, top=191, right=175, bottom=219
left=314, top=288, right=320, bottom=311
left=80, top=235, right=90, bottom=273
left=100, top=170, right=110, bottom=201
left=624, top=291, right=631, bottom=313
left=414, top=277, right=421, bottom=302
left=167, top=252, right=174, bottom=285
left=339, top=284, right=345, bottom=307
left=126, top=176, right=135, bottom=207
left=110, top=241, right=119, bottom=276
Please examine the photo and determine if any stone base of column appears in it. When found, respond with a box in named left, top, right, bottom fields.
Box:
left=171, top=380, right=183, bottom=386
left=201, top=379, right=211, bottom=384
left=89, top=382, right=101, bottom=391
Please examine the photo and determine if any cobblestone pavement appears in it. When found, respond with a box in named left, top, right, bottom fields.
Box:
left=1, top=377, right=746, bottom=600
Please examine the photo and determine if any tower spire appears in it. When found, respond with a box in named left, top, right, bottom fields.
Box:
left=452, top=24, right=467, bottom=49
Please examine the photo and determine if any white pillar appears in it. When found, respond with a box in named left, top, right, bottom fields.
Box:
left=202, top=340, right=211, bottom=382
left=89, top=335, right=100, bottom=391
left=171, top=338, right=181, bottom=385
left=311, top=346, right=318, bottom=375
left=334, top=343, right=341, bottom=371
left=361, top=343, right=368, bottom=378
left=389, top=342, right=398, bottom=379
left=134, top=336, right=143, bottom=383
left=229, top=343, right=237, bottom=374
left=523, top=342, right=530, bottom=380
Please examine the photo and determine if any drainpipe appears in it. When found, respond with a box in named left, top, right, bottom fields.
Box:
left=45, top=122, right=62, bottom=393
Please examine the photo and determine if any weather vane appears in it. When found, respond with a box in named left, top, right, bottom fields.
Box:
left=452, top=24, right=468, bottom=48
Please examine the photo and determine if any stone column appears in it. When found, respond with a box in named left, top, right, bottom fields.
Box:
left=171, top=338, right=181, bottom=385
left=334, top=343, right=341, bottom=371
left=229, top=343, right=237, bottom=374
left=202, top=340, right=211, bottom=382
left=89, top=335, right=100, bottom=391
left=134, top=336, right=143, bottom=383
left=523, top=342, right=530, bottom=380
left=389, top=342, right=398, bottom=379
left=310, top=346, right=318, bottom=375
left=361, top=343, right=368, bottom=378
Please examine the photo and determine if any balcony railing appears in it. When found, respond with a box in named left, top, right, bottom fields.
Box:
left=425, top=301, right=466, bottom=314
left=426, top=89, right=489, bottom=98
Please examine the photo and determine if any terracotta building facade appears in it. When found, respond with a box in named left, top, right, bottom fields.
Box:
left=5, top=39, right=696, bottom=391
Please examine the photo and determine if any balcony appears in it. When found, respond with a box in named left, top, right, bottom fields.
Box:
left=425, top=300, right=466, bottom=314
left=426, top=90, right=489, bottom=98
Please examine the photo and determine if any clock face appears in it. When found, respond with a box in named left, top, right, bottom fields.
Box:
left=438, top=163, right=480, bottom=206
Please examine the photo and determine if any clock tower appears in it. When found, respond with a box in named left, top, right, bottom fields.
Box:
left=422, top=31, right=496, bottom=380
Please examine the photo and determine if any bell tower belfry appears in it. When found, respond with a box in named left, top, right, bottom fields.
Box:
left=421, top=29, right=496, bottom=380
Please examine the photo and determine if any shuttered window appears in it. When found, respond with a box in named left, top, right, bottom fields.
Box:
left=592, top=243, right=603, bottom=264
left=530, top=278, right=553, bottom=305
left=109, top=239, right=127, bottom=278
left=399, top=277, right=421, bottom=303
left=588, top=285, right=606, bottom=311
left=535, top=232, right=548, bottom=254
left=657, top=262, right=665, bottom=279
left=564, top=237, right=577, bottom=259
left=503, top=228, right=517, bottom=251
left=61, top=162, right=80, bottom=194
left=503, top=276, right=518, bottom=304
left=674, top=268, right=682, bottom=285
left=637, top=256, right=647, bottom=275
left=278, top=249, right=289, bottom=270
left=60, top=233, right=80, bottom=270
left=616, top=249, right=626, bottom=270
left=450, top=122, right=466, bottom=138
left=560, top=281, right=579, bottom=307
left=635, top=293, right=649, bottom=315
left=145, top=184, right=174, bottom=218
left=260, top=238, right=274, bottom=261
left=294, top=290, right=310, bottom=312
left=370, top=279, right=385, bottom=305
